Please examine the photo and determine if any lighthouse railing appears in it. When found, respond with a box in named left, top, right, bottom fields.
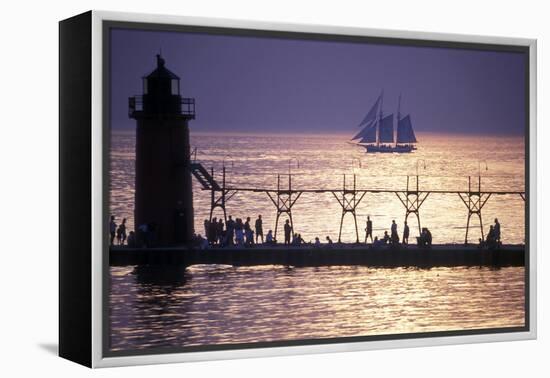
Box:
left=128, top=95, right=195, bottom=119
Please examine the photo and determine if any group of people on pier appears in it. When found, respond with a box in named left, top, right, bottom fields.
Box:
left=195, top=214, right=433, bottom=249
left=109, top=214, right=502, bottom=249
left=480, top=218, right=502, bottom=249
left=109, top=216, right=132, bottom=246
left=197, top=216, right=326, bottom=249
left=201, top=215, right=269, bottom=248
left=364, top=216, right=432, bottom=247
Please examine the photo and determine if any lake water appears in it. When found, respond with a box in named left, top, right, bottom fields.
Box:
left=111, top=131, right=525, bottom=244
left=109, top=131, right=525, bottom=352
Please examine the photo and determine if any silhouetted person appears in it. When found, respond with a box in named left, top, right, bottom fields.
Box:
left=326, top=236, right=333, bottom=245
left=266, top=230, right=274, bottom=244
left=217, top=218, right=224, bottom=245
left=417, top=228, right=426, bottom=246
left=235, top=218, right=244, bottom=247
left=226, top=215, right=235, bottom=245
left=390, top=220, right=399, bottom=245
left=109, top=216, right=117, bottom=246
left=494, top=218, right=501, bottom=244
left=116, top=218, right=127, bottom=245
left=196, top=234, right=209, bottom=250
left=208, top=217, right=217, bottom=245
left=373, top=236, right=383, bottom=247
left=314, top=237, right=321, bottom=247
left=137, top=223, right=148, bottom=247
left=255, top=215, right=264, bottom=244
left=365, top=216, right=373, bottom=243
left=382, top=231, right=390, bottom=244
left=292, top=233, right=304, bottom=246
left=213, top=217, right=220, bottom=244
left=292, top=233, right=299, bottom=246
left=418, top=227, right=433, bottom=247
left=203, top=219, right=210, bottom=240
left=284, top=220, right=292, bottom=245
left=244, top=217, right=253, bottom=245
left=127, top=231, right=136, bottom=247
left=403, top=221, right=410, bottom=245
left=486, top=225, right=497, bottom=249
left=478, top=237, right=485, bottom=249
left=137, top=222, right=155, bottom=248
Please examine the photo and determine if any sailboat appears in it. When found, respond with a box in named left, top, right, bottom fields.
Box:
left=351, top=92, right=418, bottom=153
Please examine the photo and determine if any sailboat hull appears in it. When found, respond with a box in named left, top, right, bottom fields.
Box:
left=363, top=144, right=416, bottom=153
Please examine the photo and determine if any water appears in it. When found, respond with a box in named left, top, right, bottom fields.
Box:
left=110, top=265, right=524, bottom=351
left=109, top=131, right=525, bottom=352
left=110, top=131, right=525, bottom=244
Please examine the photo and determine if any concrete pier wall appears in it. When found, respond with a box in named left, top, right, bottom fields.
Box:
left=110, top=244, right=525, bottom=268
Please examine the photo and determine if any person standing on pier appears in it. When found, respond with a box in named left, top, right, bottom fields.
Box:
left=494, top=218, right=501, bottom=244
left=382, top=231, right=390, bottom=244
left=486, top=225, right=496, bottom=248
left=284, top=219, right=292, bottom=245
left=255, top=215, right=264, bottom=244
left=109, top=216, right=117, bottom=246
left=365, top=216, right=373, bottom=243
left=204, top=219, right=210, bottom=241
left=314, top=237, right=321, bottom=247
left=235, top=218, right=244, bottom=247
left=208, top=217, right=217, bottom=245
left=226, top=215, right=235, bottom=246
left=127, top=231, right=136, bottom=247
left=217, top=218, right=224, bottom=245
left=418, top=228, right=427, bottom=246
left=116, top=218, right=127, bottom=245
left=391, top=220, right=399, bottom=245
left=403, top=221, right=410, bottom=245
left=244, top=217, right=253, bottom=245
left=266, top=230, right=274, bottom=244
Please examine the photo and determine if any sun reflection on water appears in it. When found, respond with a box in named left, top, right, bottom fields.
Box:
left=109, top=264, right=524, bottom=351
left=109, top=131, right=525, bottom=352
left=110, top=131, right=525, bottom=244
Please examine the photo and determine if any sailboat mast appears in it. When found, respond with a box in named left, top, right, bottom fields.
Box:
left=377, top=90, right=384, bottom=147
left=397, top=93, right=401, bottom=121
left=396, top=93, right=401, bottom=147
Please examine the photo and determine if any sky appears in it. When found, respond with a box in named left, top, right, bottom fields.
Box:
left=110, top=28, right=526, bottom=135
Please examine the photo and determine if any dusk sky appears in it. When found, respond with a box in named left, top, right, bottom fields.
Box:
left=110, top=28, right=526, bottom=135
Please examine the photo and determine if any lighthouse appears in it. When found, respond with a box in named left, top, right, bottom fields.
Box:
left=129, top=54, right=195, bottom=245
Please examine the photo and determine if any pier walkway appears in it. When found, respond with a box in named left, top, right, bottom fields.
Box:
left=110, top=244, right=525, bottom=268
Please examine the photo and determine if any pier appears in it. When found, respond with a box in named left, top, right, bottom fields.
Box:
left=190, top=162, right=525, bottom=244
left=110, top=244, right=525, bottom=268
left=112, top=158, right=526, bottom=270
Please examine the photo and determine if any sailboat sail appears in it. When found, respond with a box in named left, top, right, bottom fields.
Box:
left=352, top=120, right=375, bottom=140
left=358, top=123, right=377, bottom=143
left=358, top=94, right=381, bottom=127
left=396, top=114, right=417, bottom=143
left=378, top=114, right=394, bottom=143
left=350, top=92, right=417, bottom=152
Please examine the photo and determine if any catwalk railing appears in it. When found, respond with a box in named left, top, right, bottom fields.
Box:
left=190, top=162, right=525, bottom=244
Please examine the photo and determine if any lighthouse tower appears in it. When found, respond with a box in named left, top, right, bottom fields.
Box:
left=129, top=54, right=195, bottom=245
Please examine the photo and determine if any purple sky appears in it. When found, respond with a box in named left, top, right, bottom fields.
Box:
left=110, top=28, right=526, bottom=135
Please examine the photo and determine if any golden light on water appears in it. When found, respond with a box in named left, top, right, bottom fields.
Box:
left=110, top=265, right=524, bottom=350
left=111, top=131, right=525, bottom=244
left=108, top=131, right=525, bottom=351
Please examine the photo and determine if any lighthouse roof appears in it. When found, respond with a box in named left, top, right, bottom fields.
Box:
left=144, top=54, right=180, bottom=80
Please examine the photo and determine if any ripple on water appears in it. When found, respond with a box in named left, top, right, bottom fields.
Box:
left=109, top=265, right=525, bottom=351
